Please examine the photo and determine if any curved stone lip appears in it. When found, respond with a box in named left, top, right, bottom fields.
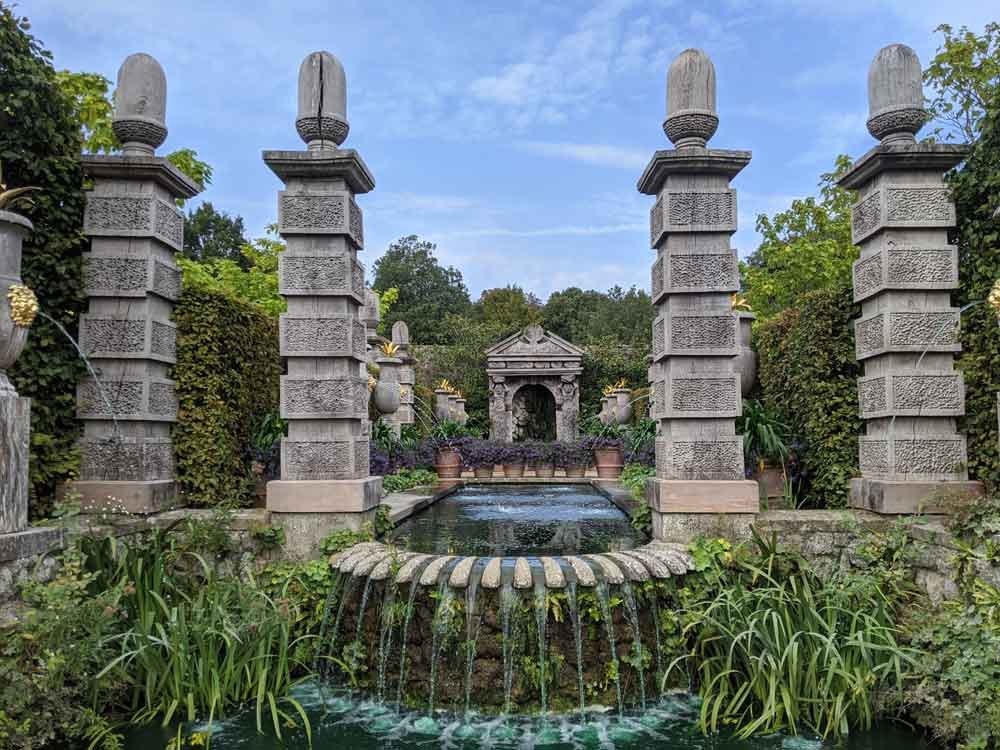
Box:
left=329, top=540, right=694, bottom=588
left=0, top=210, right=33, bottom=233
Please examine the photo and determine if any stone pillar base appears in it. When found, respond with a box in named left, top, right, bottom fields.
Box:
left=849, top=478, right=984, bottom=514
left=0, top=526, right=63, bottom=562
left=271, top=508, right=379, bottom=561
left=651, top=511, right=757, bottom=544
left=0, top=395, right=30, bottom=535
left=73, top=480, right=178, bottom=515
left=266, top=476, right=382, bottom=513
left=647, top=478, right=759, bottom=513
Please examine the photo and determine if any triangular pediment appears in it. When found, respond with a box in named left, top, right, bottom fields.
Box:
left=485, top=324, right=585, bottom=360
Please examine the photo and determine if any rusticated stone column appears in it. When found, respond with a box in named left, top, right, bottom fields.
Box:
left=73, top=54, right=200, bottom=514
left=264, top=51, right=381, bottom=548
left=639, top=49, right=758, bottom=534
left=842, top=44, right=982, bottom=513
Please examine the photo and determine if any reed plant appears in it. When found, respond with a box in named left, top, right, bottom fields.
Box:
left=668, top=533, right=912, bottom=739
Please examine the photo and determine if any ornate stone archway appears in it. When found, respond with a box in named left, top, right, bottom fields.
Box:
left=485, top=324, right=584, bottom=442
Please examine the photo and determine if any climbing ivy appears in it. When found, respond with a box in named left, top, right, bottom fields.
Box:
left=1, top=7, right=87, bottom=510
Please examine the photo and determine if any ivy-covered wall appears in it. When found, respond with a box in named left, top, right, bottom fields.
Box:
left=756, top=285, right=861, bottom=507
left=173, top=284, right=280, bottom=505
left=2, top=8, right=87, bottom=511
left=952, top=96, right=1000, bottom=490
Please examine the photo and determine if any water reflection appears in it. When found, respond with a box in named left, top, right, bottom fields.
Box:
left=390, top=484, right=645, bottom=555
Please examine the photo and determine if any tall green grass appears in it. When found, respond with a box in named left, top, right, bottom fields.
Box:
left=668, top=533, right=912, bottom=739
left=82, top=534, right=313, bottom=744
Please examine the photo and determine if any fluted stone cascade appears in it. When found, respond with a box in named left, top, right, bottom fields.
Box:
left=72, top=54, right=201, bottom=514
left=841, top=44, right=982, bottom=513
left=639, top=49, right=758, bottom=526
left=265, top=51, right=381, bottom=553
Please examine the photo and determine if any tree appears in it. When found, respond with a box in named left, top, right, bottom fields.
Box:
left=183, top=202, right=248, bottom=264
left=924, top=23, right=1000, bottom=142
left=1, top=6, right=87, bottom=504
left=371, top=235, right=471, bottom=344
left=474, top=285, right=542, bottom=335
left=542, top=285, right=653, bottom=348
left=741, top=156, right=855, bottom=320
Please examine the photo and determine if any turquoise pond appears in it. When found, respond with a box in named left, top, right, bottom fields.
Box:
left=120, top=681, right=937, bottom=749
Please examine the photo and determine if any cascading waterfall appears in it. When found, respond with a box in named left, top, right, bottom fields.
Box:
left=596, top=580, right=624, bottom=716
left=427, top=577, right=455, bottom=713
left=566, top=579, right=586, bottom=713
left=395, top=564, right=431, bottom=710
left=649, top=591, right=664, bottom=694
left=621, top=580, right=646, bottom=709
left=533, top=578, right=548, bottom=715
left=326, top=575, right=359, bottom=676
left=376, top=579, right=399, bottom=701
left=313, top=572, right=345, bottom=676
left=462, top=560, right=485, bottom=716
left=500, top=581, right=517, bottom=714
left=354, top=575, right=374, bottom=645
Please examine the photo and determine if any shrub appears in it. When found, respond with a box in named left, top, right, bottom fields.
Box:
left=381, top=468, right=437, bottom=494
left=1, top=7, right=88, bottom=508
left=756, top=285, right=860, bottom=507
left=173, top=283, right=280, bottom=505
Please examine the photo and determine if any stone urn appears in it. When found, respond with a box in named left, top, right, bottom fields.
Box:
left=735, top=311, right=756, bottom=397
left=0, top=210, right=34, bottom=397
left=373, top=356, right=401, bottom=416
left=612, top=388, right=633, bottom=425
left=598, top=395, right=615, bottom=425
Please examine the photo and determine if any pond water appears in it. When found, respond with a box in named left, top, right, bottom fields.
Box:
left=121, top=682, right=936, bottom=750
left=389, top=483, right=646, bottom=556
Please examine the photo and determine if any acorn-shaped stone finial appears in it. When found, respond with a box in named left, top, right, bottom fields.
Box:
left=663, top=49, right=718, bottom=148
left=296, top=51, right=349, bottom=150
left=112, top=53, right=167, bottom=156
left=866, top=43, right=927, bottom=145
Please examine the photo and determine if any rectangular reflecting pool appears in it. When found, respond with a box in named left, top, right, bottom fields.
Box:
left=389, top=483, right=645, bottom=556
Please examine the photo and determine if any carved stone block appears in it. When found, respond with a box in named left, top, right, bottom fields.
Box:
left=851, top=186, right=956, bottom=243
left=80, top=436, right=174, bottom=482
left=277, top=191, right=363, bottom=247
left=859, top=434, right=967, bottom=481
left=83, top=195, right=184, bottom=250
left=79, top=315, right=177, bottom=364
left=279, top=315, right=367, bottom=359
left=656, top=436, right=744, bottom=481
left=852, top=243, right=958, bottom=302
left=278, top=252, right=365, bottom=300
left=281, top=438, right=369, bottom=480
left=854, top=310, right=961, bottom=359
left=82, top=255, right=181, bottom=302
left=280, top=376, right=369, bottom=419
left=857, top=371, right=964, bottom=418
left=76, top=377, right=177, bottom=421
left=652, top=312, right=738, bottom=360
left=650, top=189, right=737, bottom=244
left=652, top=249, right=739, bottom=301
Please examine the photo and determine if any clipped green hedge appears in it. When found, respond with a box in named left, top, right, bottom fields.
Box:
left=2, top=8, right=88, bottom=510
left=951, top=96, right=1000, bottom=489
left=756, top=285, right=861, bottom=507
left=173, top=284, right=280, bottom=505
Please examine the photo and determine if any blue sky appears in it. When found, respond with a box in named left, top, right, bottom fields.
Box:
left=26, top=0, right=996, bottom=299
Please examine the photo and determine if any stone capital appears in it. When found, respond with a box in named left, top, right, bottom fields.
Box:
left=262, top=148, right=375, bottom=193
left=837, top=143, right=969, bottom=190
left=638, top=148, right=751, bottom=195
left=80, top=154, right=201, bottom=199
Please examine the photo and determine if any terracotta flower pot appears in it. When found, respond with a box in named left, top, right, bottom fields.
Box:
left=534, top=463, right=555, bottom=478
left=503, top=462, right=525, bottom=478
left=434, top=447, right=462, bottom=479
left=593, top=447, right=624, bottom=479
left=474, top=466, right=494, bottom=479
left=563, top=465, right=587, bottom=478
left=755, top=465, right=786, bottom=500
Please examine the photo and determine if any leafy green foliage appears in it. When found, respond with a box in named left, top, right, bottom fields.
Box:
left=381, top=468, right=438, bottom=495
left=950, top=94, right=1000, bottom=487
left=741, top=157, right=855, bottom=321
left=621, top=463, right=654, bottom=534
left=737, top=399, right=790, bottom=471
left=53, top=70, right=116, bottom=153
left=372, top=235, right=471, bottom=344
left=473, top=285, right=542, bottom=336
left=543, top=285, right=654, bottom=349
left=320, top=528, right=374, bottom=556
left=924, top=22, right=1000, bottom=142
left=182, top=201, right=248, bottom=264
left=173, top=284, right=280, bottom=505
left=756, top=285, right=860, bottom=507
left=1, top=8, right=87, bottom=507
left=670, top=532, right=912, bottom=739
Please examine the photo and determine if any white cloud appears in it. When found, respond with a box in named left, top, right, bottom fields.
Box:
left=517, top=141, right=649, bottom=169
left=790, top=110, right=866, bottom=166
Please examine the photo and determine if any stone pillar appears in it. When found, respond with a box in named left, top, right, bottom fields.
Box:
left=842, top=44, right=982, bottom=513
left=386, top=321, right=415, bottom=431
left=639, top=50, right=758, bottom=532
left=0, top=212, right=60, bottom=561
left=264, top=51, right=381, bottom=547
left=434, top=388, right=453, bottom=422
left=73, top=54, right=200, bottom=514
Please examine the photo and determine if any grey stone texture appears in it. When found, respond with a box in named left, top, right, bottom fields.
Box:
left=266, top=51, right=381, bottom=523
left=640, top=50, right=758, bottom=516
left=73, top=54, right=200, bottom=514
left=839, top=45, right=981, bottom=512
left=383, top=321, right=416, bottom=432
left=485, top=324, right=584, bottom=442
